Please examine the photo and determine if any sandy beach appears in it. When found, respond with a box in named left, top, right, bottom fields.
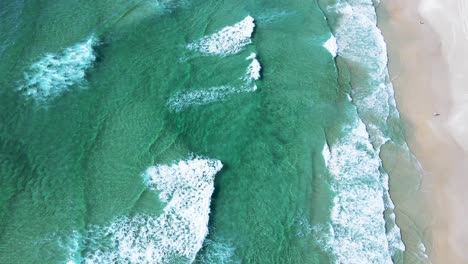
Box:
left=376, top=0, right=468, bottom=263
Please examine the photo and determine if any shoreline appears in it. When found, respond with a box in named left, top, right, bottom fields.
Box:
left=376, top=0, right=468, bottom=263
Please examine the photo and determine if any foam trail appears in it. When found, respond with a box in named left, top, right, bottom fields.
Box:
left=168, top=53, right=260, bottom=112
left=323, top=35, right=337, bottom=57
left=244, top=53, right=261, bottom=82
left=17, top=36, right=97, bottom=102
left=318, top=119, right=395, bottom=264
left=187, top=16, right=255, bottom=56
left=81, top=157, right=223, bottom=264
left=167, top=85, right=240, bottom=112
left=167, top=84, right=256, bottom=112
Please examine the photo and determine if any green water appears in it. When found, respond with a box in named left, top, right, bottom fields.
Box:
left=0, top=0, right=423, bottom=263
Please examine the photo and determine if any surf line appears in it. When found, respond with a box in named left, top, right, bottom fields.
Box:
left=169, top=16, right=261, bottom=112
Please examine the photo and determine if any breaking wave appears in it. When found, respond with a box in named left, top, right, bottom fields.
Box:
left=71, top=157, right=222, bottom=264
left=321, top=0, right=400, bottom=150
left=168, top=52, right=261, bottom=112
left=17, top=36, right=97, bottom=102
left=318, top=0, right=406, bottom=262
left=319, top=119, right=396, bottom=264
left=323, top=35, right=337, bottom=57
left=187, top=16, right=255, bottom=56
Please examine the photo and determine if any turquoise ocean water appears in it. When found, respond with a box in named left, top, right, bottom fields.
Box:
left=0, top=0, right=423, bottom=263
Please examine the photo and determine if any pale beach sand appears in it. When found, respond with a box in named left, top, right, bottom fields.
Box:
left=376, top=0, right=468, bottom=263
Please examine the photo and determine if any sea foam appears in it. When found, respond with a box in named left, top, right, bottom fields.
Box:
left=168, top=53, right=260, bottom=112
left=82, top=157, right=222, bottom=264
left=323, top=35, right=337, bottom=57
left=18, top=36, right=97, bottom=102
left=324, top=0, right=400, bottom=150
left=187, top=16, right=255, bottom=56
left=174, top=17, right=259, bottom=112
left=168, top=85, right=241, bottom=112
left=167, top=84, right=257, bottom=112
left=320, top=0, right=406, bottom=261
left=417, top=242, right=430, bottom=261
left=319, top=119, right=395, bottom=264
left=244, top=53, right=261, bottom=82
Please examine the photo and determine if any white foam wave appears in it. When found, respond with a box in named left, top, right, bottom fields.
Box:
left=381, top=170, right=406, bottom=257
left=318, top=119, right=396, bottom=264
left=417, top=242, right=430, bottom=262
left=243, top=53, right=261, bottom=82
left=167, top=52, right=260, bottom=112
left=321, top=0, right=406, bottom=259
left=324, top=0, right=399, bottom=145
left=82, top=157, right=223, bottom=264
left=167, top=84, right=256, bottom=112
left=18, top=36, right=97, bottom=102
left=187, top=16, right=255, bottom=56
left=323, top=35, right=337, bottom=57
left=322, top=143, right=330, bottom=168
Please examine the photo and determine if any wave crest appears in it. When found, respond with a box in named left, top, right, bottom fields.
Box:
left=79, top=157, right=222, bottom=264
left=187, top=16, right=255, bottom=56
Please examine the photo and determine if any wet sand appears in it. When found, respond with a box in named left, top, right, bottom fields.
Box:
left=376, top=0, right=468, bottom=263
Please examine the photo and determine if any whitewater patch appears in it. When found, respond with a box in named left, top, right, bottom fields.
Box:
left=322, top=0, right=400, bottom=147
left=417, top=242, right=430, bottom=262
left=63, top=231, right=82, bottom=264
left=322, top=143, right=330, bottom=167
left=80, top=157, right=222, bottom=264
left=168, top=53, right=261, bottom=112
left=318, top=119, right=401, bottom=264
left=187, top=16, right=255, bottom=56
left=319, top=0, right=407, bottom=260
left=323, top=35, right=337, bottom=57
left=17, top=36, right=97, bottom=102
left=244, top=53, right=261, bottom=82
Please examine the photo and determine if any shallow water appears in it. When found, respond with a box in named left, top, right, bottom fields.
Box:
left=0, top=0, right=419, bottom=263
